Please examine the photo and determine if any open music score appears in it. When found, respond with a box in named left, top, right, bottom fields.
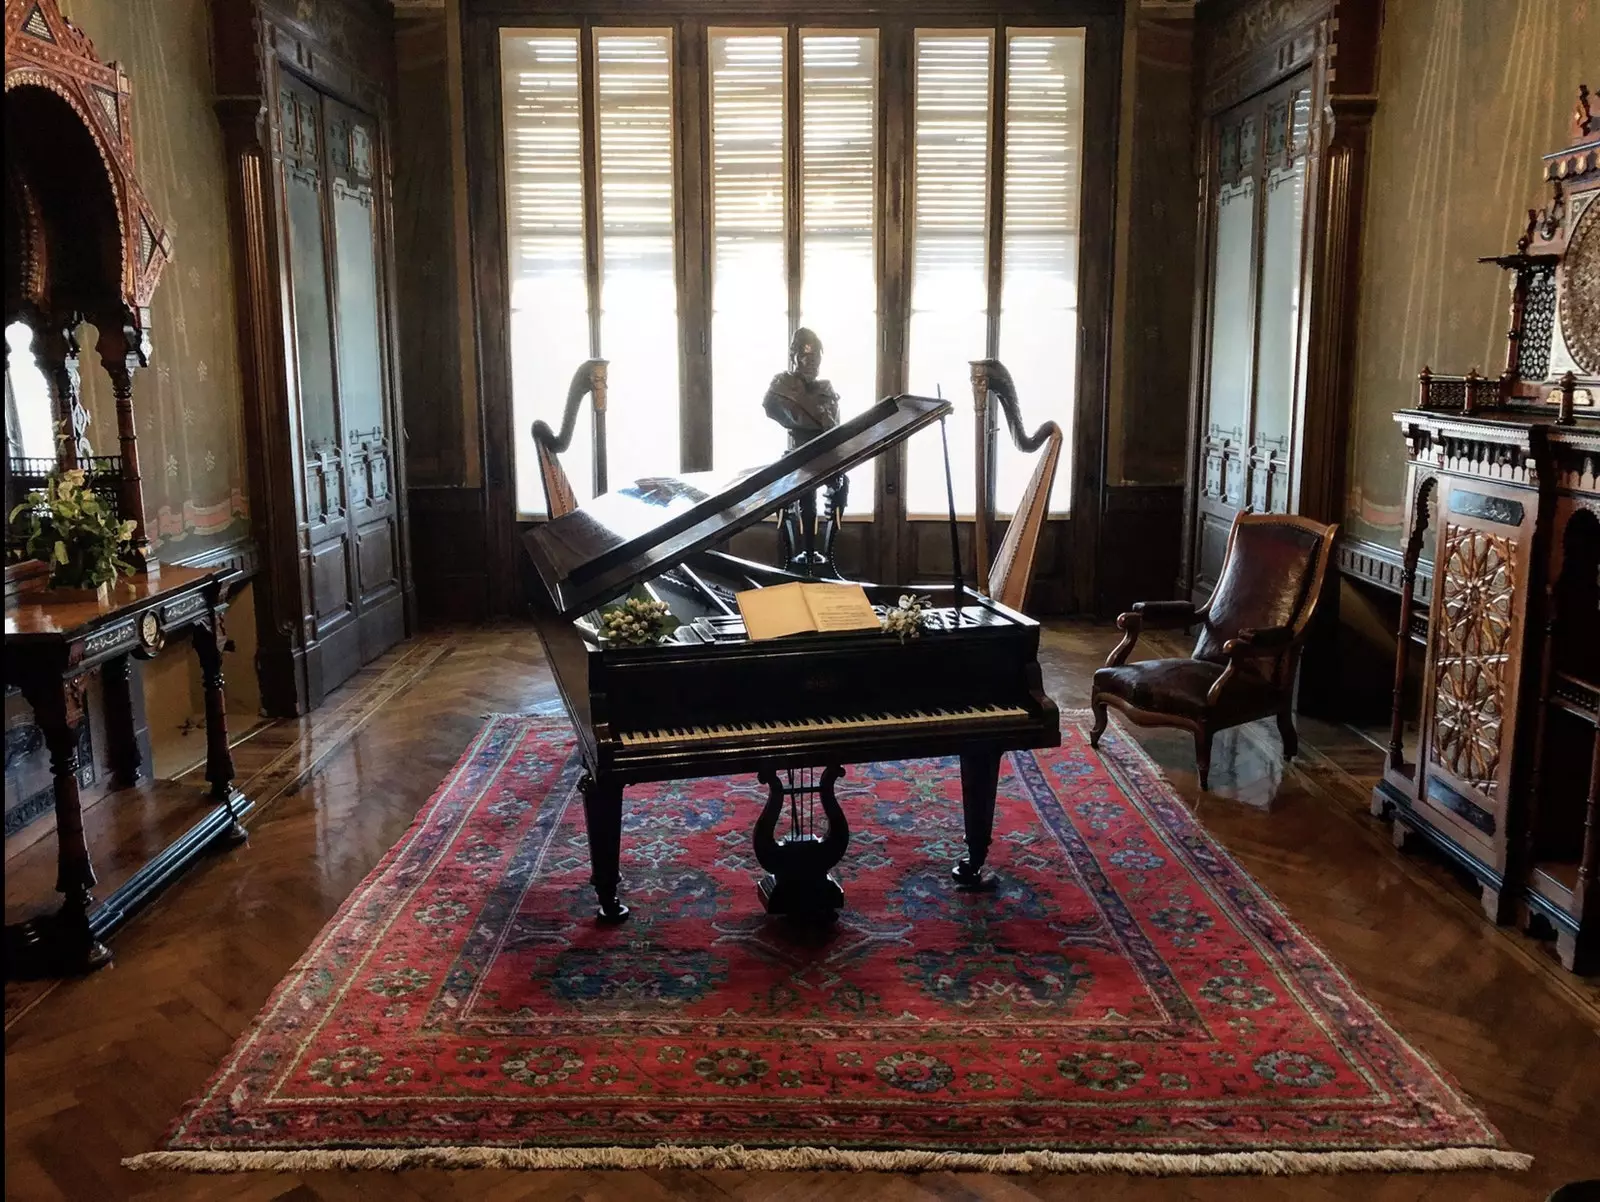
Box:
left=735, top=582, right=881, bottom=641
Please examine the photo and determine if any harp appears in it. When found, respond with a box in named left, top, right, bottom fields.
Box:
left=531, top=359, right=608, bottom=518
left=970, top=359, right=1063, bottom=612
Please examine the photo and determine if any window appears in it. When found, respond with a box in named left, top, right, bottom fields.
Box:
left=709, top=32, right=789, bottom=475
left=501, top=24, right=1084, bottom=523
left=503, top=32, right=587, bottom=516
left=709, top=30, right=878, bottom=511
left=799, top=33, right=878, bottom=513
left=905, top=29, right=1084, bottom=517
left=502, top=30, right=678, bottom=517
left=595, top=34, right=679, bottom=493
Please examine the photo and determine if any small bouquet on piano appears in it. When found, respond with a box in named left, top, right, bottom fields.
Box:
left=882, top=594, right=932, bottom=642
left=597, top=590, right=680, bottom=647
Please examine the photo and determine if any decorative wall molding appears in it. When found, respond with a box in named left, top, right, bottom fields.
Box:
left=1337, top=534, right=1434, bottom=601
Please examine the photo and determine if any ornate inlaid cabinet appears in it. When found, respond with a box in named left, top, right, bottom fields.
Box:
left=1373, top=90, right=1600, bottom=973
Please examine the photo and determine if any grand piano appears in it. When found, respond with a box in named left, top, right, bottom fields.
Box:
left=524, top=394, right=1060, bottom=921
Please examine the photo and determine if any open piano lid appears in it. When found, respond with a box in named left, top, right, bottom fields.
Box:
left=524, top=393, right=952, bottom=618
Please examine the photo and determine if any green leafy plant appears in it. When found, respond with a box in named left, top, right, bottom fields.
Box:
left=8, top=468, right=137, bottom=590
left=598, top=592, right=679, bottom=647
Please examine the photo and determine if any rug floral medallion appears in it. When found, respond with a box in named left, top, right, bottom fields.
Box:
left=131, top=713, right=1528, bottom=1175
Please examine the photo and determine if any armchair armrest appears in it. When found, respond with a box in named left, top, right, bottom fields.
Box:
left=1206, top=625, right=1295, bottom=707
left=1220, top=624, right=1294, bottom=656
left=1104, top=600, right=1202, bottom=668
left=1129, top=599, right=1200, bottom=627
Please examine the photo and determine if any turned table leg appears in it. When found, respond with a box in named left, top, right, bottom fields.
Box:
left=19, top=676, right=111, bottom=973
left=101, top=653, right=144, bottom=789
left=191, top=620, right=248, bottom=845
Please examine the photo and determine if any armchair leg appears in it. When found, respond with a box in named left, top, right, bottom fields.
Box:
left=1195, top=730, right=1213, bottom=791
left=1276, top=706, right=1299, bottom=760
left=1089, top=700, right=1107, bottom=748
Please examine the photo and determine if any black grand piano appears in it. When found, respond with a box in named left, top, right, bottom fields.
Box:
left=524, top=394, right=1060, bottom=922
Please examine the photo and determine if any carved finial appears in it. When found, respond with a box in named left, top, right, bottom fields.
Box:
left=1418, top=366, right=1433, bottom=409
left=1557, top=370, right=1577, bottom=425
left=1463, top=368, right=1482, bottom=415
left=1575, top=84, right=1593, bottom=139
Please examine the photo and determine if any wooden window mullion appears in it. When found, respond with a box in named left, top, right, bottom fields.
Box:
left=984, top=23, right=1006, bottom=358
left=579, top=22, right=602, bottom=359
left=785, top=25, right=803, bottom=338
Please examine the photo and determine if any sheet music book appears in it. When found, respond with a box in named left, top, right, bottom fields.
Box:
left=735, top=582, right=881, bottom=641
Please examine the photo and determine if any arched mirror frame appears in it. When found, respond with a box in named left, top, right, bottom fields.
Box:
left=4, top=0, right=172, bottom=570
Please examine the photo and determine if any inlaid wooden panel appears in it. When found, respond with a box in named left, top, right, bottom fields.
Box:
left=1429, top=523, right=1517, bottom=797
left=310, top=541, right=352, bottom=623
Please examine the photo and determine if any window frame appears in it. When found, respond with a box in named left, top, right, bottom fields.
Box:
left=470, top=1, right=1122, bottom=612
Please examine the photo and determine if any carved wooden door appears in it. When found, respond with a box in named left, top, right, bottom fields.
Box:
left=278, top=74, right=405, bottom=698
left=1412, top=473, right=1538, bottom=914
left=1192, top=73, right=1313, bottom=598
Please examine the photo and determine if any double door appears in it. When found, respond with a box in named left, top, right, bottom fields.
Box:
left=1191, top=73, right=1314, bottom=597
left=278, top=73, right=407, bottom=699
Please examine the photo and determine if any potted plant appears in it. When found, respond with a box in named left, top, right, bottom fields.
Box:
left=8, top=468, right=137, bottom=603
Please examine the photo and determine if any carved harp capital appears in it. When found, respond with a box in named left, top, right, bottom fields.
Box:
left=969, top=360, right=990, bottom=413
left=589, top=359, right=608, bottom=413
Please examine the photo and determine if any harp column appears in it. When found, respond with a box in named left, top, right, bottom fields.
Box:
left=971, top=360, right=997, bottom=594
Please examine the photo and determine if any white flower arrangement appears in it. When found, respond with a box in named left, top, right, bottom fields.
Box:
left=882, top=594, right=931, bottom=642
left=598, top=595, right=676, bottom=646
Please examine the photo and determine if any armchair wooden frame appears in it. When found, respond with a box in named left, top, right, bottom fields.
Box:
left=1089, top=512, right=1338, bottom=789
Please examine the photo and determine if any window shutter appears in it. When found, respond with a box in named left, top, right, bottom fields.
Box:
left=501, top=32, right=587, bottom=516
left=998, top=32, right=1084, bottom=515
left=800, top=33, right=878, bottom=513
left=594, top=32, right=680, bottom=488
left=709, top=32, right=789, bottom=474
left=905, top=31, right=993, bottom=517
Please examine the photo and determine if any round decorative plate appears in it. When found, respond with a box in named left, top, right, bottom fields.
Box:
left=1560, top=195, right=1600, bottom=374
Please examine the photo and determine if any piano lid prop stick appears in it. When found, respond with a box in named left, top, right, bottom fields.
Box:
left=938, top=411, right=965, bottom=626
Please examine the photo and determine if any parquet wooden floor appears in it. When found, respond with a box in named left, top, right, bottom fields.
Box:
left=5, top=624, right=1597, bottom=1202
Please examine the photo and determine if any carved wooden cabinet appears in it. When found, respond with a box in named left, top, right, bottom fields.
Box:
left=212, top=0, right=412, bottom=715
left=1372, top=91, right=1600, bottom=973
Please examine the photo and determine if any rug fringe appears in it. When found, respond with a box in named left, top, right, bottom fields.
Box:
left=122, top=1143, right=1532, bottom=1176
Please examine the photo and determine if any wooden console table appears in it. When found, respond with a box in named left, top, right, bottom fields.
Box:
left=4, top=565, right=252, bottom=974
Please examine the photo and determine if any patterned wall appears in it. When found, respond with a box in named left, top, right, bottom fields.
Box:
left=59, top=0, right=249, bottom=560
left=1344, top=0, right=1599, bottom=548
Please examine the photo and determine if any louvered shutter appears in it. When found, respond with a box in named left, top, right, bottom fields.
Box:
left=905, top=32, right=993, bottom=517
left=709, top=32, right=789, bottom=474
left=594, top=32, right=680, bottom=488
left=501, top=32, right=587, bottom=516
left=800, top=33, right=878, bottom=514
left=998, top=31, right=1084, bottom=515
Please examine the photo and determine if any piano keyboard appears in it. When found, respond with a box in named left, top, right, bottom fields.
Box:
left=617, top=703, right=1028, bottom=748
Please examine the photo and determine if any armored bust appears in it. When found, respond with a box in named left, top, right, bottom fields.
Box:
left=763, top=328, right=840, bottom=452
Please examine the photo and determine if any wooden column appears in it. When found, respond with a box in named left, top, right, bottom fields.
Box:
left=212, top=79, right=310, bottom=717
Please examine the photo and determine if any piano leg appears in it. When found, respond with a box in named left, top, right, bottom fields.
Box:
left=578, top=772, right=629, bottom=923
left=953, top=750, right=1001, bottom=892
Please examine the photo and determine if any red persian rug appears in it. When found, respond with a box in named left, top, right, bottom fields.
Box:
left=129, top=712, right=1528, bottom=1175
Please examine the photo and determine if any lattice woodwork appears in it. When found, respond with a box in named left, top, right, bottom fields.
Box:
left=1429, top=523, right=1518, bottom=796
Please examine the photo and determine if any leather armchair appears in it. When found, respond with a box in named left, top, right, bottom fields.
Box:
left=1090, top=513, right=1338, bottom=789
